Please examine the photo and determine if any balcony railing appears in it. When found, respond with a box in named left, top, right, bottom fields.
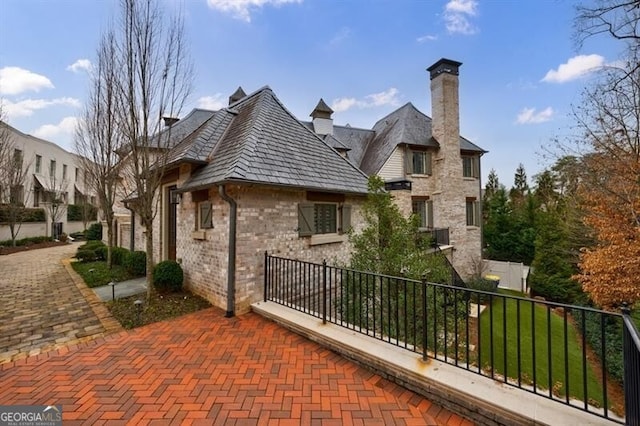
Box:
left=419, top=227, right=450, bottom=247
left=264, top=253, right=639, bottom=425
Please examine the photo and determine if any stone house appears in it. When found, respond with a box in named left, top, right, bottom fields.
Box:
left=0, top=121, right=97, bottom=241
left=114, top=58, right=485, bottom=314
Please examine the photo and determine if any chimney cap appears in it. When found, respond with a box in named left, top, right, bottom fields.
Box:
left=310, top=98, right=334, bottom=119
left=229, top=86, right=247, bottom=105
left=427, top=58, right=462, bottom=80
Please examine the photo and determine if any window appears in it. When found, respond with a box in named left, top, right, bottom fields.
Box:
left=10, top=185, right=24, bottom=205
left=13, top=149, right=23, bottom=168
left=412, top=197, right=433, bottom=228
left=62, top=164, right=67, bottom=180
left=35, top=155, right=42, bottom=173
left=75, top=168, right=79, bottom=182
left=298, top=203, right=351, bottom=236
left=198, top=202, right=213, bottom=229
left=407, top=150, right=432, bottom=175
left=466, top=198, right=480, bottom=226
left=462, top=155, right=479, bottom=178
left=50, top=160, right=56, bottom=178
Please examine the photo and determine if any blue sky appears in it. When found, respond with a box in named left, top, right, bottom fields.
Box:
left=0, top=0, right=621, bottom=186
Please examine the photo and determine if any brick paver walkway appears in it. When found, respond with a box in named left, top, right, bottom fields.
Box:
left=0, top=244, right=121, bottom=363
left=0, top=308, right=471, bottom=425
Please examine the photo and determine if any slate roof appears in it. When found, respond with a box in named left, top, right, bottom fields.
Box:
left=177, top=87, right=369, bottom=195
left=302, top=101, right=486, bottom=175
left=149, top=109, right=215, bottom=149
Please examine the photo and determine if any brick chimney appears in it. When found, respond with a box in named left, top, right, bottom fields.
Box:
left=427, top=58, right=462, bottom=161
left=310, top=98, right=334, bottom=136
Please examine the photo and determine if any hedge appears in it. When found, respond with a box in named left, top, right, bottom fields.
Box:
left=67, top=204, right=98, bottom=222
left=0, top=206, right=46, bottom=223
left=0, top=236, right=53, bottom=247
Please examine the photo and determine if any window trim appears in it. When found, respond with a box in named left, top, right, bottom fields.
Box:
left=462, top=155, right=479, bottom=178
left=466, top=197, right=480, bottom=227
left=406, top=149, right=432, bottom=175
left=198, top=201, right=213, bottom=230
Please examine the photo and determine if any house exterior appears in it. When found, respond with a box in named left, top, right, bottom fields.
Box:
left=115, top=58, right=485, bottom=314
left=0, top=121, right=97, bottom=241
left=304, top=59, right=486, bottom=278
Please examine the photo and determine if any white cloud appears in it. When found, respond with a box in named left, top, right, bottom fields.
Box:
left=32, top=116, right=79, bottom=140
left=541, top=54, right=605, bottom=83
left=331, top=88, right=401, bottom=113
left=328, top=27, right=352, bottom=47
left=516, top=107, right=554, bottom=124
left=0, top=67, right=54, bottom=95
left=67, top=59, right=92, bottom=74
left=206, top=0, right=302, bottom=22
left=444, top=0, right=478, bottom=35
left=197, top=94, right=226, bottom=110
left=3, top=97, right=81, bottom=119
left=416, top=34, right=438, bottom=43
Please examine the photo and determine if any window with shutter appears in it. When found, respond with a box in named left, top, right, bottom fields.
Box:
left=199, top=202, right=213, bottom=229
left=466, top=198, right=480, bottom=226
left=298, top=203, right=352, bottom=237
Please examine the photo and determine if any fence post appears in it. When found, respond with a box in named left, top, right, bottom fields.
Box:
left=622, top=304, right=640, bottom=426
left=322, top=259, right=327, bottom=324
left=263, top=251, right=268, bottom=302
left=422, top=277, right=428, bottom=361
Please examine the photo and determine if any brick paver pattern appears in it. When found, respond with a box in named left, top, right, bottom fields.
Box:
left=1, top=308, right=472, bottom=425
left=0, top=244, right=112, bottom=362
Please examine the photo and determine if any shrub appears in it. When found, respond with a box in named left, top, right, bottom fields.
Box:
left=153, top=260, right=183, bottom=292
left=0, top=206, right=46, bottom=223
left=95, top=246, right=107, bottom=261
left=67, top=204, right=98, bottom=222
left=86, top=223, right=103, bottom=241
left=468, top=277, right=499, bottom=304
left=76, top=249, right=97, bottom=262
left=124, top=251, right=147, bottom=276
left=0, top=236, right=53, bottom=247
left=111, top=247, right=129, bottom=266
left=79, top=240, right=105, bottom=251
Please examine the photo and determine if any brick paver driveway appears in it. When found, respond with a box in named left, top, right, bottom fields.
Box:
left=1, top=307, right=471, bottom=425
left=0, top=243, right=119, bottom=363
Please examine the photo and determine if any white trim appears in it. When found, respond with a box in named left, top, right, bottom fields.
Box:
left=310, top=233, right=346, bottom=246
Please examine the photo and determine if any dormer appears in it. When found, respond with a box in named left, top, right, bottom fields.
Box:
left=310, top=98, right=334, bottom=136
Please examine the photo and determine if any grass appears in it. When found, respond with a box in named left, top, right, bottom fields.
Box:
left=71, top=260, right=138, bottom=287
left=478, top=295, right=606, bottom=408
left=107, top=292, right=212, bottom=329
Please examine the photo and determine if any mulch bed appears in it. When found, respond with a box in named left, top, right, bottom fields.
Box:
left=0, top=240, right=70, bottom=255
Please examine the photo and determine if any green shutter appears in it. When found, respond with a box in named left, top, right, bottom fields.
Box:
left=425, top=152, right=432, bottom=175
left=427, top=200, right=434, bottom=228
left=405, top=148, right=413, bottom=174
left=340, top=205, right=352, bottom=234
left=298, top=203, right=314, bottom=237
left=474, top=201, right=481, bottom=226
left=473, top=157, right=480, bottom=178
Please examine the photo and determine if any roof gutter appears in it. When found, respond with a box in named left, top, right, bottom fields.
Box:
left=218, top=184, right=237, bottom=318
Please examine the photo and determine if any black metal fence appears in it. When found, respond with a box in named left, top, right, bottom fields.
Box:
left=263, top=253, right=640, bottom=425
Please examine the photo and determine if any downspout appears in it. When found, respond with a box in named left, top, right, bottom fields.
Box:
left=219, top=184, right=237, bottom=318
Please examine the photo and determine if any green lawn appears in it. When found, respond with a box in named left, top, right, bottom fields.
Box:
left=478, top=296, right=606, bottom=408
left=71, top=260, right=138, bottom=287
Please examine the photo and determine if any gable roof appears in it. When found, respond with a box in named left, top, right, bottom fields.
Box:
left=177, top=87, right=369, bottom=195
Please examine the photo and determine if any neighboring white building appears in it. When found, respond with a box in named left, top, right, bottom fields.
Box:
left=0, top=121, right=97, bottom=241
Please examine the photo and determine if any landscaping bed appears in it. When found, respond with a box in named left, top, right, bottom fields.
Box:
left=0, top=240, right=69, bottom=255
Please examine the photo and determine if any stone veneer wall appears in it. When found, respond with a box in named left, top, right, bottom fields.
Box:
left=175, top=181, right=365, bottom=314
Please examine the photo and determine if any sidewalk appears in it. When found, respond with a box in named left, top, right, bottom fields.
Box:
left=92, top=277, right=147, bottom=302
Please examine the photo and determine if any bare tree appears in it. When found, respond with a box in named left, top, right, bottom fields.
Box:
left=0, top=108, right=33, bottom=246
left=111, top=0, right=193, bottom=297
left=75, top=29, right=123, bottom=268
left=41, top=172, right=70, bottom=240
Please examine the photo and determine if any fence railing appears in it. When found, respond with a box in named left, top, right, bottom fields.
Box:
left=264, top=253, right=639, bottom=424
left=623, top=306, right=640, bottom=426
left=420, top=227, right=450, bottom=247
